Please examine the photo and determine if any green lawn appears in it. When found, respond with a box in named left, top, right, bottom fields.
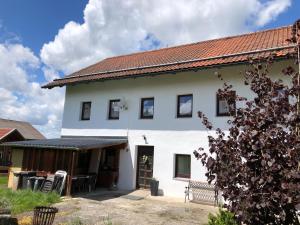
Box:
left=0, top=187, right=61, bottom=215
left=0, top=175, right=8, bottom=188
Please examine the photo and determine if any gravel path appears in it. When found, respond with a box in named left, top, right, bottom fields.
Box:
left=49, top=190, right=217, bottom=225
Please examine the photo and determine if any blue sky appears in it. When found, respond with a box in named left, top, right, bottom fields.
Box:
left=261, top=0, right=299, bottom=28
left=0, top=0, right=298, bottom=137
left=0, top=0, right=87, bottom=84
left=0, top=0, right=86, bottom=53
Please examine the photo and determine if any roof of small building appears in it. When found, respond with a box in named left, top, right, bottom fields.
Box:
left=0, top=128, right=15, bottom=140
left=1, top=137, right=128, bottom=151
left=0, top=118, right=45, bottom=140
left=43, top=25, right=296, bottom=89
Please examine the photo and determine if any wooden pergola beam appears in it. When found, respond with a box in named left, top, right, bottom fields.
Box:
left=66, top=151, right=76, bottom=196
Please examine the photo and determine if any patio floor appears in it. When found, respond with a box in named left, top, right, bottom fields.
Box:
left=50, top=189, right=217, bottom=225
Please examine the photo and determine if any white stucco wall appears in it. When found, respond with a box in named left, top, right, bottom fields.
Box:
left=60, top=60, right=292, bottom=197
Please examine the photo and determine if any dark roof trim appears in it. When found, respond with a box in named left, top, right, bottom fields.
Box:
left=1, top=138, right=128, bottom=151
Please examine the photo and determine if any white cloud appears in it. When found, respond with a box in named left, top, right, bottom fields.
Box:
left=255, top=0, right=291, bottom=26
left=40, top=0, right=291, bottom=75
left=0, top=43, right=64, bottom=138
left=42, top=66, right=60, bottom=82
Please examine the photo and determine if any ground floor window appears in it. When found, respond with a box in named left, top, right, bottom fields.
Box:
left=175, top=154, right=191, bottom=178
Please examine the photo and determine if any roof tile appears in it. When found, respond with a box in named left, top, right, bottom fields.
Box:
left=44, top=25, right=296, bottom=89
left=0, top=128, right=14, bottom=140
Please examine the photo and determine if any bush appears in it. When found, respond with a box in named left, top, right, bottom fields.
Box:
left=207, top=208, right=237, bottom=225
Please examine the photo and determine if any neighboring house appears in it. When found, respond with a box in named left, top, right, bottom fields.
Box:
left=0, top=129, right=24, bottom=173
left=0, top=119, right=45, bottom=173
left=3, top=25, right=297, bottom=197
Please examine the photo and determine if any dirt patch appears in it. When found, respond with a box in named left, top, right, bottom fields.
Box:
left=51, top=190, right=217, bottom=225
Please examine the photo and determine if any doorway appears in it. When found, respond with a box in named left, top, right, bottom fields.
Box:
left=97, top=147, right=120, bottom=188
left=136, top=146, right=154, bottom=189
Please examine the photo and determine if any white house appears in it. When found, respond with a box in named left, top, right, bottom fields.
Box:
left=4, top=25, right=296, bottom=198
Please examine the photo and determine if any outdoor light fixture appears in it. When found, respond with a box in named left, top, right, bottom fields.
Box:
left=142, top=135, right=148, bottom=144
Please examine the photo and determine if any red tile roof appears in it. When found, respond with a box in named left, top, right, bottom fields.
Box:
left=43, top=25, right=296, bottom=89
left=0, top=119, right=45, bottom=140
left=0, top=128, right=14, bottom=140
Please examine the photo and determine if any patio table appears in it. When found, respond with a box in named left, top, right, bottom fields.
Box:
left=72, top=175, right=94, bottom=193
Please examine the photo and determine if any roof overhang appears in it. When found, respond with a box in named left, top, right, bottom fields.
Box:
left=42, top=44, right=296, bottom=89
left=1, top=137, right=128, bottom=151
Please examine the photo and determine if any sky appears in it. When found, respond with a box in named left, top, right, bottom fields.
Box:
left=0, top=0, right=299, bottom=138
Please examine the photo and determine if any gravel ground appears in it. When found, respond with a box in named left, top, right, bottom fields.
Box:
left=18, top=190, right=217, bottom=225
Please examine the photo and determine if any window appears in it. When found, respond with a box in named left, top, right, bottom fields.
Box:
left=177, top=94, right=193, bottom=118
left=175, top=154, right=191, bottom=178
left=141, top=98, right=154, bottom=119
left=81, top=102, right=91, bottom=120
left=216, top=91, right=236, bottom=116
left=108, top=99, right=120, bottom=120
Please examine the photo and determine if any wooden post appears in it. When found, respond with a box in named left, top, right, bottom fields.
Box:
left=66, top=151, right=76, bottom=196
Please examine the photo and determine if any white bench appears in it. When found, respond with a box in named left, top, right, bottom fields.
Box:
left=185, top=180, right=221, bottom=206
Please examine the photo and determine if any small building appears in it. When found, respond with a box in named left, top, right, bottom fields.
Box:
left=0, top=119, right=45, bottom=174
left=0, top=129, right=24, bottom=173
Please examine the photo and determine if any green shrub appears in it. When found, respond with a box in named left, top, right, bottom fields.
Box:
left=207, top=208, right=237, bottom=225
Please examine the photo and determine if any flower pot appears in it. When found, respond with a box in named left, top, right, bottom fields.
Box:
left=150, top=180, right=159, bottom=196
left=33, top=206, right=58, bottom=225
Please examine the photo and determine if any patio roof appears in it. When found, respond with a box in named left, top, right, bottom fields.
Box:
left=1, top=137, right=128, bottom=151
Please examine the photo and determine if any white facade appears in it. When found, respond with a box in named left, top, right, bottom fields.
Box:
left=61, top=60, right=291, bottom=197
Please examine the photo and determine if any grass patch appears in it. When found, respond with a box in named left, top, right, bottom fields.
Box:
left=0, top=175, right=8, bottom=187
left=0, top=188, right=61, bottom=215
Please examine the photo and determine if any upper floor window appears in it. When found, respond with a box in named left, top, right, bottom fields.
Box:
left=177, top=94, right=193, bottom=118
left=81, top=101, right=91, bottom=120
left=140, top=98, right=154, bottom=119
left=216, top=91, right=236, bottom=116
left=108, top=99, right=120, bottom=120
left=175, top=154, right=191, bottom=178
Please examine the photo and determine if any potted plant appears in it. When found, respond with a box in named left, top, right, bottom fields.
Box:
left=150, top=178, right=159, bottom=196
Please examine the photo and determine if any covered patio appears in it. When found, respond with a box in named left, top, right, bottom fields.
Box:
left=2, top=137, right=128, bottom=195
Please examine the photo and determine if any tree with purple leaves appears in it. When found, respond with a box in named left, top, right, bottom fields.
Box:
left=195, top=20, right=300, bottom=225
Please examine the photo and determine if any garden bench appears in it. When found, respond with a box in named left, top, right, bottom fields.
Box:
left=184, top=180, right=221, bottom=206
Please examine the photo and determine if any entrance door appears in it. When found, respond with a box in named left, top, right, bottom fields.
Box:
left=136, top=146, right=154, bottom=189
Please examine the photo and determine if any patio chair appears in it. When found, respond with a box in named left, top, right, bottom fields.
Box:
left=88, top=173, right=97, bottom=192
left=40, top=171, right=67, bottom=195
left=77, top=176, right=87, bottom=192
left=40, top=175, right=55, bottom=193
left=52, top=170, right=67, bottom=195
